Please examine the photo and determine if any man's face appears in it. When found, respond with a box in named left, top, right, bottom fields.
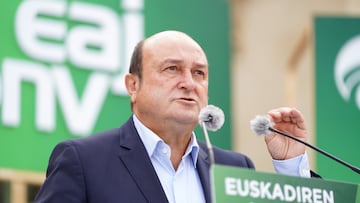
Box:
left=131, top=32, right=209, bottom=127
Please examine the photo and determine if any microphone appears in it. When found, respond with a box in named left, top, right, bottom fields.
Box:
left=250, top=115, right=360, bottom=174
left=199, top=105, right=225, bottom=166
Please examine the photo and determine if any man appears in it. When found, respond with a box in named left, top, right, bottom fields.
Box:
left=34, top=30, right=313, bottom=203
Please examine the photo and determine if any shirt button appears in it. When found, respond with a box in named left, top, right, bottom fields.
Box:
left=162, top=147, right=168, bottom=154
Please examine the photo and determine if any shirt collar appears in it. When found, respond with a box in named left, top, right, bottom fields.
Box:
left=132, top=115, right=200, bottom=167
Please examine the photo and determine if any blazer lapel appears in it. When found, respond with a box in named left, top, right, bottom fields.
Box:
left=117, top=118, right=169, bottom=203
left=197, top=147, right=212, bottom=203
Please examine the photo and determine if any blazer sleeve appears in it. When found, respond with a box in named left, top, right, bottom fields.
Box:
left=34, top=141, right=87, bottom=203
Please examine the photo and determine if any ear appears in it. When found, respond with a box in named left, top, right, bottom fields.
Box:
left=125, top=73, right=140, bottom=102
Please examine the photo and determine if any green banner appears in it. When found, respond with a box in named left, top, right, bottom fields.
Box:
left=315, top=16, right=360, bottom=184
left=0, top=0, right=231, bottom=171
left=212, top=164, right=360, bottom=203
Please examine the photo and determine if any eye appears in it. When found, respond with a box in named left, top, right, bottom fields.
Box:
left=166, top=65, right=177, bottom=71
left=193, top=70, right=205, bottom=76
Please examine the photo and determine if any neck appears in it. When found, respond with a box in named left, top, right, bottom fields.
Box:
left=155, top=126, right=193, bottom=170
left=136, top=114, right=195, bottom=170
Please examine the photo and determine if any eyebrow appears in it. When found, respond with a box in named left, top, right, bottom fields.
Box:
left=160, top=58, right=208, bottom=68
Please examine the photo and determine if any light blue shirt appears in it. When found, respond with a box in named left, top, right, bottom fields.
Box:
left=273, top=152, right=311, bottom=177
left=133, top=115, right=205, bottom=203
left=133, top=115, right=310, bottom=203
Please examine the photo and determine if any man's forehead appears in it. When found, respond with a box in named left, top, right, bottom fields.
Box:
left=143, top=31, right=207, bottom=62
left=144, top=31, right=203, bottom=51
left=147, top=30, right=192, bottom=42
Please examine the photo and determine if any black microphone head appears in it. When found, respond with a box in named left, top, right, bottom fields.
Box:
left=250, top=115, right=273, bottom=136
left=198, top=105, right=225, bottom=131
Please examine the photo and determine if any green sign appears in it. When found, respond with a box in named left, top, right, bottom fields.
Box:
left=315, top=16, right=360, bottom=184
left=0, top=0, right=231, bottom=171
left=212, top=164, right=360, bottom=203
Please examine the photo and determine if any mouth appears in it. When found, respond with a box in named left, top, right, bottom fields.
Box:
left=177, top=97, right=197, bottom=104
left=180, top=97, right=195, bottom=101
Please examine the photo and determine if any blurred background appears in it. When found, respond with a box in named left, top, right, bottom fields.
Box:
left=1, top=0, right=360, bottom=202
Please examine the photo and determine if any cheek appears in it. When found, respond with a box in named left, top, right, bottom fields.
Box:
left=199, top=83, right=208, bottom=97
left=197, top=86, right=209, bottom=105
left=137, top=83, right=167, bottom=103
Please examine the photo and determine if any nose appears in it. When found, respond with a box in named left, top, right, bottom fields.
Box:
left=178, top=70, right=195, bottom=90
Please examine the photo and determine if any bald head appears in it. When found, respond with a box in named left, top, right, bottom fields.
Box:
left=145, top=30, right=204, bottom=51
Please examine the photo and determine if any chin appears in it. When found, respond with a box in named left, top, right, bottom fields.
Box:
left=174, top=114, right=198, bottom=125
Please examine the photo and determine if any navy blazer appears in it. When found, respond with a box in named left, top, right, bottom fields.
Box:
left=34, top=117, right=255, bottom=203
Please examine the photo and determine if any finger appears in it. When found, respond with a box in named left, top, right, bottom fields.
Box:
left=268, top=110, right=282, bottom=123
left=268, top=107, right=292, bottom=123
left=289, top=108, right=306, bottom=129
left=282, top=112, right=291, bottom=122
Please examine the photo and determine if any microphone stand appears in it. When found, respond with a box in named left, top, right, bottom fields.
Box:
left=269, top=127, right=360, bottom=174
left=202, top=121, right=215, bottom=166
